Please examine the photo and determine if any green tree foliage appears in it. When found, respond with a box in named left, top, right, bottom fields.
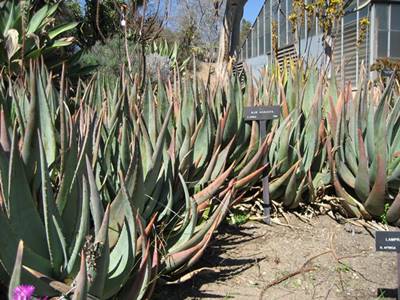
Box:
left=0, top=0, right=78, bottom=75
left=239, top=19, right=251, bottom=48
left=58, top=0, right=145, bottom=49
left=79, top=0, right=125, bottom=47
left=174, top=0, right=222, bottom=62
left=80, top=35, right=138, bottom=77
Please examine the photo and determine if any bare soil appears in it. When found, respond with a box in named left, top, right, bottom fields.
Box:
left=154, top=214, right=398, bottom=300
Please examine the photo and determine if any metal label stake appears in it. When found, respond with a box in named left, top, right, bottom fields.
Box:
left=244, top=105, right=280, bottom=224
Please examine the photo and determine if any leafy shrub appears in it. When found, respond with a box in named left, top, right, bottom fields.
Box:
left=146, top=53, right=171, bottom=82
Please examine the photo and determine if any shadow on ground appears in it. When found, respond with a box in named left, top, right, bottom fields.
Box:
left=153, top=224, right=266, bottom=299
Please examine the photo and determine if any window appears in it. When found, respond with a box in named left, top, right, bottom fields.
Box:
left=376, top=5, right=388, bottom=30
left=391, top=31, right=400, bottom=57
left=279, top=0, right=287, bottom=47
left=376, top=4, right=389, bottom=57
left=265, top=1, right=271, bottom=54
left=247, top=38, right=251, bottom=59
left=252, top=28, right=257, bottom=56
left=258, top=8, right=265, bottom=55
left=375, top=4, right=400, bottom=58
left=359, top=3, right=368, bottom=18
left=392, top=5, right=400, bottom=30
left=377, top=30, right=388, bottom=57
left=344, top=1, right=357, bottom=24
left=390, top=4, right=400, bottom=58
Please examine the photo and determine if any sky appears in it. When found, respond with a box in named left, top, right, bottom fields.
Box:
left=243, top=0, right=265, bottom=24
left=77, top=0, right=265, bottom=29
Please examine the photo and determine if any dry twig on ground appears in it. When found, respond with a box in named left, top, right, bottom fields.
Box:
left=258, top=250, right=331, bottom=300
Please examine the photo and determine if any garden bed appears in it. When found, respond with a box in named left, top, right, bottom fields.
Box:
left=155, top=215, right=397, bottom=300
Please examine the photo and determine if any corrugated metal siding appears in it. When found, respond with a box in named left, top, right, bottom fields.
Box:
left=334, top=21, right=357, bottom=85
left=277, top=44, right=298, bottom=70
left=334, top=20, right=368, bottom=87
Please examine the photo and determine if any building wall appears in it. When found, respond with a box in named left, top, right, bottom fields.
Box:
left=240, top=1, right=400, bottom=83
left=245, top=55, right=270, bottom=78
left=333, top=0, right=370, bottom=86
left=239, top=0, right=328, bottom=80
left=239, top=0, right=321, bottom=61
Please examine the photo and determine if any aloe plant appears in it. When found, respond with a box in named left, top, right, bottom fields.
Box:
left=2, top=52, right=399, bottom=300
left=327, top=73, right=400, bottom=223
left=250, top=62, right=330, bottom=209
left=86, top=69, right=269, bottom=275
left=0, top=59, right=270, bottom=298
left=0, top=64, right=154, bottom=299
left=254, top=62, right=400, bottom=223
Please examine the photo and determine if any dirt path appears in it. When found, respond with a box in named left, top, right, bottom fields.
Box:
left=155, top=215, right=397, bottom=300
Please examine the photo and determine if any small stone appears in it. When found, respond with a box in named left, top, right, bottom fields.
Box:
left=248, top=280, right=258, bottom=286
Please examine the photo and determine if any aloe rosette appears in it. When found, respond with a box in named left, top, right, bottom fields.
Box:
left=327, top=74, right=400, bottom=223
left=0, top=64, right=153, bottom=299
left=254, top=62, right=329, bottom=208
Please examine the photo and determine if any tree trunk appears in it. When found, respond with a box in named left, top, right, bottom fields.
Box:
left=229, top=0, right=245, bottom=57
left=217, top=0, right=247, bottom=64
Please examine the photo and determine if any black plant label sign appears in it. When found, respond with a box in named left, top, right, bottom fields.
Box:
left=375, top=231, right=400, bottom=299
left=244, top=106, right=281, bottom=121
left=376, top=231, right=400, bottom=252
left=242, top=105, right=281, bottom=225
